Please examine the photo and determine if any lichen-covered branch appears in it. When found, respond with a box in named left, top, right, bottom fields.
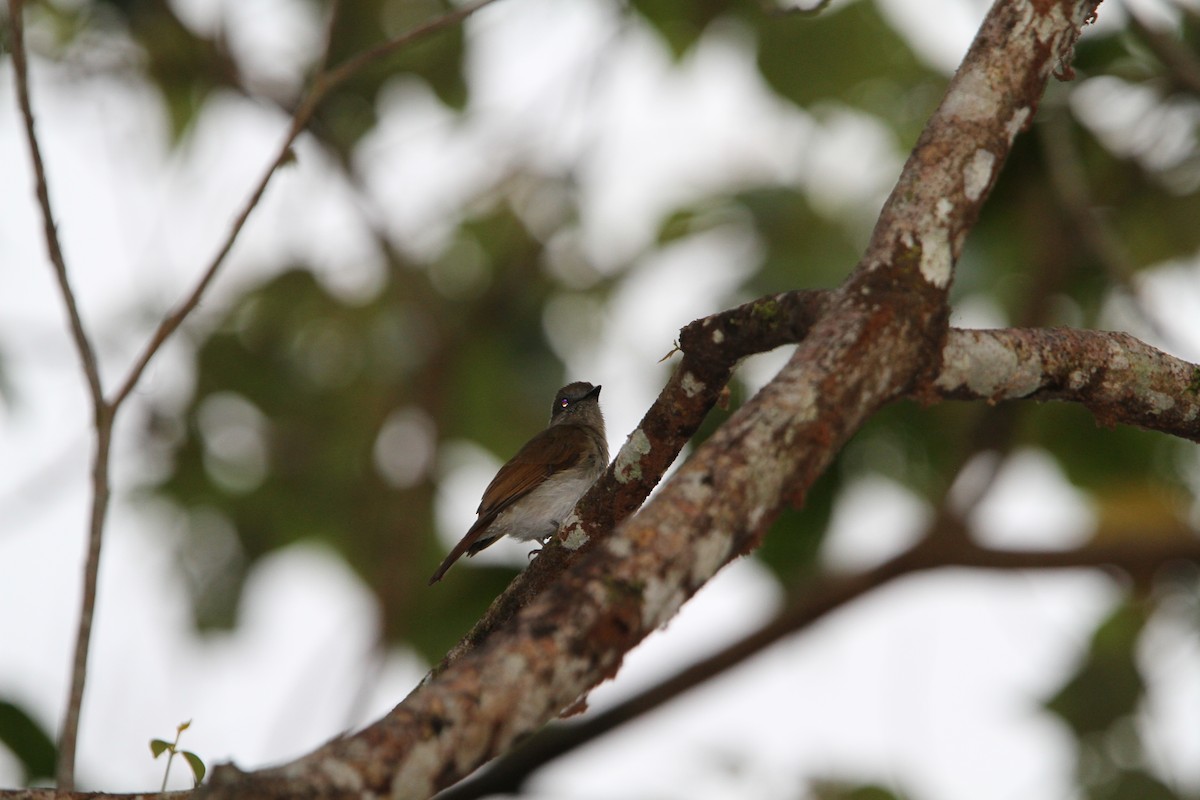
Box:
left=930, top=327, right=1200, bottom=441
left=435, top=290, right=831, bottom=667
left=175, top=3, right=1104, bottom=799
left=0, top=1, right=1115, bottom=799
left=434, top=524, right=1200, bottom=800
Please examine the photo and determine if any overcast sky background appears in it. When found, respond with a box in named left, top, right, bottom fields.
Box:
left=2, top=0, right=1200, bottom=797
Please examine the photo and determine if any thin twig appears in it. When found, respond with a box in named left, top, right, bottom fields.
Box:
left=321, top=0, right=496, bottom=94
left=6, top=0, right=116, bottom=789
left=1037, top=109, right=1181, bottom=351
left=110, top=0, right=501, bottom=411
left=6, top=0, right=503, bottom=787
left=6, top=0, right=105, bottom=407
left=1126, top=3, right=1200, bottom=97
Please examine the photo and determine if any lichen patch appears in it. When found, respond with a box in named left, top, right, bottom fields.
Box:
left=614, top=428, right=652, bottom=483
left=964, top=149, right=995, bottom=201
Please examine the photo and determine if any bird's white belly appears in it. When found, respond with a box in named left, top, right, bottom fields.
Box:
left=489, top=472, right=596, bottom=542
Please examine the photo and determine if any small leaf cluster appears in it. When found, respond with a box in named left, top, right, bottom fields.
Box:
left=150, top=720, right=206, bottom=790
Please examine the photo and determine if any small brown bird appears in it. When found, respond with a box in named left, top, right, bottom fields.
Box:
left=428, top=381, right=608, bottom=584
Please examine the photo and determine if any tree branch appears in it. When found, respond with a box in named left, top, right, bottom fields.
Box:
left=929, top=327, right=1200, bottom=441
left=8, top=527, right=1195, bottom=800
left=7, top=0, right=114, bottom=787
left=6, top=0, right=503, bottom=788
left=436, top=528, right=1200, bottom=800
left=5, top=1, right=1123, bottom=798
left=434, top=290, right=832, bottom=669
left=109, top=0, right=502, bottom=411
left=165, top=2, right=1102, bottom=798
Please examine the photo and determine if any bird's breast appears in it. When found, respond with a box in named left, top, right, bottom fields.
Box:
left=491, top=466, right=599, bottom=542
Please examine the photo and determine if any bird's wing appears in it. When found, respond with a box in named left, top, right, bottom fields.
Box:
left=476, top=425, right=590, bottom=516
left=427, top=426, right=590, bottom=584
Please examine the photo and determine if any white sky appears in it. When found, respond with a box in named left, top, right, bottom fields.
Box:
left=2, top=0, right=1200, bottom=797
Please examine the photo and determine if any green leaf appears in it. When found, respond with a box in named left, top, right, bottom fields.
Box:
left=1095, top=768, right=1181, bottom=800
left=182, top=750, right=207, bottom=786
left=177, top=719, right=191, bottom=732
left=318, top=0, right=469, bottom=152
left=629, top=0, right=737, bottom=59
left=733, top=187, right=862, bottom=293
left=811, top=780, right=904, bottom=800
left=754, top=1, right=941, bottom=139
left=149, top=738, right=172, bottom=758
left=0, top=700, right=57, bottom=783
left=1045, top=602, right=1146, bottom=737
left=1030, top=402, right=1179, bottom=493
left=756, top=469, right=838, bottom=584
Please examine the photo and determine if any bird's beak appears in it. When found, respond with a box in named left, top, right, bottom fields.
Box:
left=586, top=384, right=602, bottom=400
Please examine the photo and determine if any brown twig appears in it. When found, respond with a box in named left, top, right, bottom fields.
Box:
left=434, top=527, right=1200, bottom=800
left=109, top=0, right=499, bottom=411
left=7, top=0, right=113, bottom=788
left=1126, top=3, right=1200, bottom=97
left=6, top=0, right=105, bottom=408
left=1036, top=109, right=1181, bottom=349
left=6, top=0, right=503, bottom=787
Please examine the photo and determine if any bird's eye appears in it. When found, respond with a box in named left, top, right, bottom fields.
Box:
left=560, top=398, right=570, bottom=408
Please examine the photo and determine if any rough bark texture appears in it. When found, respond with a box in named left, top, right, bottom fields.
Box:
left=191, top=2, right=1102, bottom=798
left=931, top=327, right=1200, bottom=440
left=2, top=1, right=1133, bottom=799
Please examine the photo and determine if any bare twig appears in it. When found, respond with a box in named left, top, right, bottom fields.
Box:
left=1126, top=3, right=1200, bottom=97
left=7, top=0, right=114, bottom=788
left=1037, top=110, right=1181, bottom=349
left=109, top=0, right=500, bottom=411
left=321, top=0, right=495, bottom=94
left=6, top=0, right=503, bottom=788
left=6, top=0, right=104, bottom=407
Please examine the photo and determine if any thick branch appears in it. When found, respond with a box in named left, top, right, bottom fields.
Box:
left=437, top=528, right=1200, bottom=800
left=170, top=3, right=1101, bottom=799
left=8, top=528, right=1196, bottom=800
left=2, top=1, right=1110, bottom=798
left=930, top=327, right=1200, bottom=441
left=435, top=290, right=832, bottom=668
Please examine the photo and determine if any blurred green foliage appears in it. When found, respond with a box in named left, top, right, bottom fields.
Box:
left=0, top=702, right=56, bottom=785
left=6, top=0, right=1200, bottom=794
left=1044, top=601, right=1195, bottom=800
left=152, top=197, right=579, bottom=657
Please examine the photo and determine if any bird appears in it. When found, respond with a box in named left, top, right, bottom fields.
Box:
left=428, top=381, right=608, bottom=584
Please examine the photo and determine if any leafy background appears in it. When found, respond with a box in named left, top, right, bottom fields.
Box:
left=1, top=0, right=1199, bottom=797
